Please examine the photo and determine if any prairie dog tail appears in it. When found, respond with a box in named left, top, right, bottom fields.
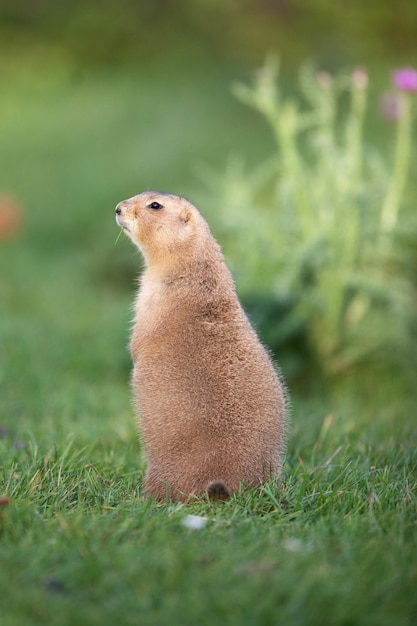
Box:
left=206, top=481, right=232, bottom=500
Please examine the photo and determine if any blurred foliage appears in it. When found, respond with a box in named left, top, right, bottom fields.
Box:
left=1, top=0, right=417, bottom=396
left=202, top=57, right=417, bottom=385
left=0, top=0, right=416, bottom=70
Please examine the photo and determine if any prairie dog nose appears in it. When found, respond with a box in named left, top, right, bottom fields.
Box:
left=116, top=200, right=132, bottom=215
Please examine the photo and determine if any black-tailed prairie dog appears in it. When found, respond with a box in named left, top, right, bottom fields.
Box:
left=115, top=191, right=287, bottom=501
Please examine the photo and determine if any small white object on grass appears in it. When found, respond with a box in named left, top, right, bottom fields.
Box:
left=182, top=514, right=208, bottom=530
left=283, top=538, right=313, bottom=553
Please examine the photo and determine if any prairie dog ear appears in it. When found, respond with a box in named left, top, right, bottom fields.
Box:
left=179, top=208, right=192, bottom=224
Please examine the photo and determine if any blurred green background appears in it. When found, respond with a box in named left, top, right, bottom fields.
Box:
left=1, top=7, right=417, bottom=624
left=1, top=0, right=417, bottom=424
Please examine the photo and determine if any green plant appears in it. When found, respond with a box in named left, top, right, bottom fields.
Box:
left=204, top=57, right=416, bottom=381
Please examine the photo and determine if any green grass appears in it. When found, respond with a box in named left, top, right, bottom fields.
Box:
left=1, top=61, right=416, bottom=625
left=1, top=401, right=416, bottom=626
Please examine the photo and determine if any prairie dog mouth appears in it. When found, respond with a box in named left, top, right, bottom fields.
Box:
left=116, top=214, right=130, bottom=230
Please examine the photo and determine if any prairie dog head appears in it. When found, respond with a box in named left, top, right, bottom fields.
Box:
left=115, top=191, right=209, bottom=267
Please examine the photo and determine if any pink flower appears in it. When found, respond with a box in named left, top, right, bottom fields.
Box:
left=316, top=71, right=333, bottom=88
left=380, top=92, right=404, bottom=121
left=352, top=67, right=368, bottom=89
left=393, top=68, right=417, bottom=92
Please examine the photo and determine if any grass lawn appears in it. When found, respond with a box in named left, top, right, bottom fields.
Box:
left=1, top=61, right=416, bottom=625
left=1, top=384, right=416, bottom=625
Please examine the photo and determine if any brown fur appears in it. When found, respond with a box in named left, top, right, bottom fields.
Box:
left=115, top=191, right=287, bottom=501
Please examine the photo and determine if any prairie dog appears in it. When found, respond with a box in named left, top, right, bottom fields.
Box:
left=115, top=191, right=286, bottom=501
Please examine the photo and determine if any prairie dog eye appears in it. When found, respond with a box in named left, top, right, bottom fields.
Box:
left=148, top=201, right=163, bottom=210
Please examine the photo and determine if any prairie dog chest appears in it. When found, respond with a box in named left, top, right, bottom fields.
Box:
left=130, top=275, right=180, bottom=362
left=134, top=276, right=164, bottom=319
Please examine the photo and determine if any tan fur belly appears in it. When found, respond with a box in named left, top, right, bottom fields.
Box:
left=132, top=328, right=285, bottom=501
